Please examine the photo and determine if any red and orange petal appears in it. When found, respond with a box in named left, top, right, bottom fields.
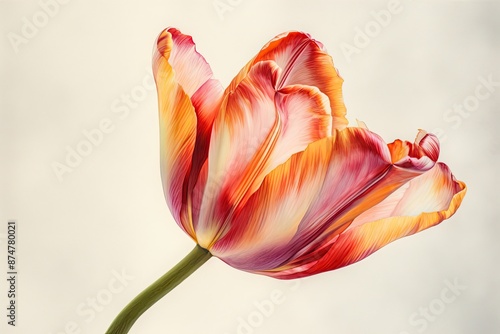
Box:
left=194, top=61, right=334, bottom=249
left=226, top=31, right=347, bottom=131
left=210, top=128, right=441, bottom=271
left=154, top=33, right=196, bottom=237
left=263, top=163, right=466, bottom=279
left=154, top=28, right=223, bottom=238
left=194, top=61, right=282, bottom=247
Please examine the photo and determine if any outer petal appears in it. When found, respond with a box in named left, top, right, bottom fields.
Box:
left=194, top=61, right=333, bottom=249
left=265, top=163, right=466, bottom=279
left=153, top=28, right=223, bottom=237
left=161, top=28, right=214, bottom=97
left=210, top=128, right=439, bottom=271
left=227, top=31, right=347, bottom=131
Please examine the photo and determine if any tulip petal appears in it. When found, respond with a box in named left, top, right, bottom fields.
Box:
left=162, top=28, right=215, bottom=97
left=194, top=62, right=333, bottom=249
left=227, top=31, right=347, bottom=131
left=153, top=28, right=223, bottom=238
left=209, top=136, right=334, bottom=264
left=211, top=128, right=440, bottom=271
left=265, top=163, right=466, bottom=279
left=271, top=85, right=332, bottom=165
left=194, top=61, right=281, bottom=247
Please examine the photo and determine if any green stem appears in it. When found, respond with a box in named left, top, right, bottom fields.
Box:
left=105, top=244, right=212, bottom=334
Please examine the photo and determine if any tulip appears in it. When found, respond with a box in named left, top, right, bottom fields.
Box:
left=106, top=27, right=466, bottom=334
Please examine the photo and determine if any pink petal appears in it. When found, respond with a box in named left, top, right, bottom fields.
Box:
left=210, top=128, right=439, bottom=271
left=265, top=163, right=466, bottom=279
left=161, top=28, right=214, bottom=97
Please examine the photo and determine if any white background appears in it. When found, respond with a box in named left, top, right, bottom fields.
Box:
left=1, top=0, right=499, bottom=333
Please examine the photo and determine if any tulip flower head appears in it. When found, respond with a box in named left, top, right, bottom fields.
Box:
left=152, top=27, right=466, bottom=278
left=106, top=27, right=466, bottom=334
